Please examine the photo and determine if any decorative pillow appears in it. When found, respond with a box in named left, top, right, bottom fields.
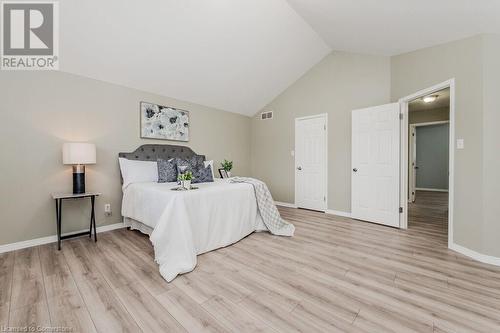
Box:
left=175, top=161, right=191, bottom=176
left=157, top=158, right=177, bottom=183
left=204, top=160, right=214, bottom=178
left=192, top=165, right=214, bottom=184
left=118, top=158, right=158, bottom=188
left=175, top=156, right=204, bottom=175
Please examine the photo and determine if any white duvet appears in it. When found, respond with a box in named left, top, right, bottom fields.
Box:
left=121, top=179, right=267, bottom=282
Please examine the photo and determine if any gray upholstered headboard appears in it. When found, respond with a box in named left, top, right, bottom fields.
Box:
left=119, top=144, right=205, bottom=162
left=118, top=144, right=205, bottom=183
left=118, top=144, right=205, bottom=182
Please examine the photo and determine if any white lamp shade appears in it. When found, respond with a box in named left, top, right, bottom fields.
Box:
left=62, top=143, right=96, bottom=165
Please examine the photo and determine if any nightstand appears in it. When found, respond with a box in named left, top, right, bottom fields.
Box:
left=51, top=192, right=101, bottom=250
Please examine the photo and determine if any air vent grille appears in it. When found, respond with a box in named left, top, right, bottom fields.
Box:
left=261, top=111, right=273, bottom=120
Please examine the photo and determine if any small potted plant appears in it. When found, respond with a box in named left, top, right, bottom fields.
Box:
left=178, top=171, right=193, bottom=190
left=221, top=159, right=233, bottom=177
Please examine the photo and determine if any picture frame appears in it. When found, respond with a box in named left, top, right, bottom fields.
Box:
left=140, top=101, right=190, bottom=141
left=219, top=168, right=229, bottom=179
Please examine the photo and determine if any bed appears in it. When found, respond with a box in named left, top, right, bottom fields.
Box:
left=119, top=144, right=270, bottom=282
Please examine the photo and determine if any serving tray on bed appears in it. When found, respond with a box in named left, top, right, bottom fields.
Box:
left=170, top=186, right=199, bottom=191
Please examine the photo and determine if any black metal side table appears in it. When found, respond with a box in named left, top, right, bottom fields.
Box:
left=51, top=192, right=101, bottom=250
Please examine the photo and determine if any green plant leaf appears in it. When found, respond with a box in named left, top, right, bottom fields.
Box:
left=221, top=159, right=233, bottom=172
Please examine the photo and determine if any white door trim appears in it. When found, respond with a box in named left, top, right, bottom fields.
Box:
left=412, top=120, right=450, bottom=127
left=294, top=113, right=328, bottom=211
left=295, top=113, right=328, bottom=122
left=409, top=120, right=450, bottom=202
left=415, top=188, right=449, bottom=192
left=398, top=79, right=455, bottom=249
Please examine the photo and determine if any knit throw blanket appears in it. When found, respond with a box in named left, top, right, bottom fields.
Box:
left=231, top=177, right=295, bottom=236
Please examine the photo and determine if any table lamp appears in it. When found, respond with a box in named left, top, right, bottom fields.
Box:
left=62, top=143, right=96, bottom=194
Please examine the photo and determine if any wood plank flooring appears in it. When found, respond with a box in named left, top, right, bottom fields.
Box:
left=2, top=190, right=500, bottom=332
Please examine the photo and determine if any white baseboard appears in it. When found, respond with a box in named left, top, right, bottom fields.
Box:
left=326, top=209, right=352, bottom=218
left=415, top=188, right=449, bottom=192
left=450, top=242, right=500, bottom=266
left=274, top=201, right=297, bottom=208
left=0, top=223, right=126, bottom=254
left=275, top=201, right=352, bottom=218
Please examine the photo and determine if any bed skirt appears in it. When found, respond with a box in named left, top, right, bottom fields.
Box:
left=123, top=217, right=154, bottom=235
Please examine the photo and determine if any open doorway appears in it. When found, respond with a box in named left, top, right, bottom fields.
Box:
left=407, top=88, right=450, bottom=238
left=399, top=81, right=454, bottom=248
left=350, top=79, right=455, bottom=243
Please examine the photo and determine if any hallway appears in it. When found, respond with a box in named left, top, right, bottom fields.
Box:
left=408, top=190, right=449, bottom=245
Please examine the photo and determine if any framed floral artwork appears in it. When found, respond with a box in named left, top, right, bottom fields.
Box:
left=140, top=101, right=189, bottom=141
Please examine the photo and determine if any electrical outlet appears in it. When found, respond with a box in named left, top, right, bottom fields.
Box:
left=104, top=204, right=112, bottom=216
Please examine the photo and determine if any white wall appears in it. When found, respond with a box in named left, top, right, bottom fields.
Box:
left=481, top=34, right=500, bottom=257
left=251, top=51, right=391, bottom=212
left=409, top=107, right=449, bottom=124
left=392, top=34, right=500, bottom=257
left=0, top=71, right=251, bottom=246
left=3, top=34, right=500, bottom=259
left=252, top=34, right=500, bottom=258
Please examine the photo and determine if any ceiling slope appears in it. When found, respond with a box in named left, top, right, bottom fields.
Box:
left=60, top=0, right=330, bottom=116
left=287, top=0, right=500, bottom=56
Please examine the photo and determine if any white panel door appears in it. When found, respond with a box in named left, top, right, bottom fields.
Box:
left=352, top=103, right=400, bottom=227
left=295, top=115, right=327, bottom=211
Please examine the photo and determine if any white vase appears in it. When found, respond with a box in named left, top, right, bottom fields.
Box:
left=227, top=171, right=231, bottom=178
left=182, top=179, right=191, bottom=190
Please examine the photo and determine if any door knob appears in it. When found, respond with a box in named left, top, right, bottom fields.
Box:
left=353, top=168, right=358, bottom=172
left=297, top=166, right=302, bottom=171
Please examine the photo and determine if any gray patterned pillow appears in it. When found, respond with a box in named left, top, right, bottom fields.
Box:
left=192, top=165, right=214, bottom=184
left=157, top=158, right=177, bottom=183
left=175, top=156, right=204, bottom=175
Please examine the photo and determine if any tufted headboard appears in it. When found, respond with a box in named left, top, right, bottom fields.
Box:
left=118, top=144, right=205, bottom=180
left=119, top=144, right=204, bottom=162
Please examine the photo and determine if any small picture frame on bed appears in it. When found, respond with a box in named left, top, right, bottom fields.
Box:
left=219, top=168, right=229, bottom=179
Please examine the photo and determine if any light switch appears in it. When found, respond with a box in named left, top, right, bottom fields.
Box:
left=456, top=139, right=464, bottom=149
left=291, top=150, right=295, bottom=157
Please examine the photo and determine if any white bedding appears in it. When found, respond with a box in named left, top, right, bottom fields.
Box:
left=121, top=179, right=267, bottom=282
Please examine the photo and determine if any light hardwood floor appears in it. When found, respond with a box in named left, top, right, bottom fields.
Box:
left=2, top=192, right=500, bottom=332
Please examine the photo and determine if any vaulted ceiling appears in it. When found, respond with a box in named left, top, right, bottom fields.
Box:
left=287, top=0, right=500, bottom=56
left=60, top=0, right=500, bottom=116
left=60, top=0, right=330, bottom=116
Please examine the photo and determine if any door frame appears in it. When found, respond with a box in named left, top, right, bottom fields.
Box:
left=398, top=79, right=455, bottom=248
left=409, top=120, right=450, bottom=202
left=294, top=113, right=328, bottom=211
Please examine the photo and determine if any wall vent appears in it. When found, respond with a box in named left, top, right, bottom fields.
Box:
left=261, top=111, right=273, bottom=120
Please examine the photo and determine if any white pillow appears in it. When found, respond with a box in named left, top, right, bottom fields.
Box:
left=204, top=160, right=214, bottom=177
left=119, top=158, right=158, bottom=188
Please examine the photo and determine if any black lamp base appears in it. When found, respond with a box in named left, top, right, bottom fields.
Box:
left=73, top=165, right=86, bottom=194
